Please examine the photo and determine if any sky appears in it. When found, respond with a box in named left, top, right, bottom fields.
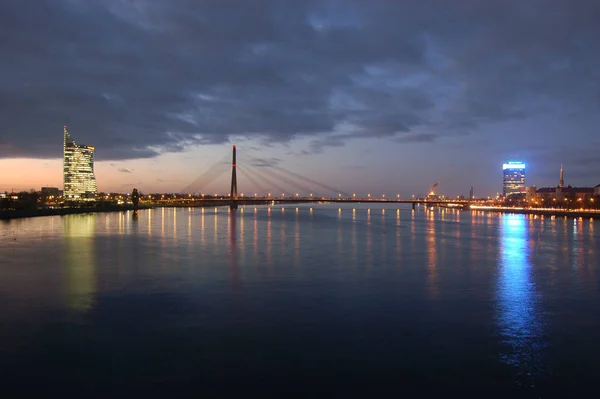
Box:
left=1, top=0, right=599, bottom=197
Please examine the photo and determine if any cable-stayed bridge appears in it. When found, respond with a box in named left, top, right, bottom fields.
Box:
left=175, top=146, right=469, bottom=210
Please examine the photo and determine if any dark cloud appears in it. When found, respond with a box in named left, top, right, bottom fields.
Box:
left=0, top=0, right=599, bottom=160
left=247, top=157, right=282, bottom=168
left=392, top=133, right=438, bottom=144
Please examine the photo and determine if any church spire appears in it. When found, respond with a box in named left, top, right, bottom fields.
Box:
left=559, top=164, right=564, bottom=188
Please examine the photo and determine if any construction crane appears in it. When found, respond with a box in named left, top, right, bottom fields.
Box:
left=428, top=182, right=439, bottom=196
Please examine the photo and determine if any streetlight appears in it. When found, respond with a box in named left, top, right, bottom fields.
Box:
left=368, top=193, right=371, bottom=199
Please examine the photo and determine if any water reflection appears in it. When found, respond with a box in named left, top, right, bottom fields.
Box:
left=63, top=215, right=97, bottom=312
left=228, top=213, right=240, bottom=289
left=497, top=214, right=544, bottom=383
left=426, top=209, right=439, bottom=299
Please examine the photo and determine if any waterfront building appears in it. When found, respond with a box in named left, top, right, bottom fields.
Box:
left=537, top=186, right=594, bottom=201
left=535, top=166, right=598, bottom=202
left=502, top=161, right=526, bottom=197
left=41, top=187, right=61, bottom=200
left=63, top=126, right=97, bottom=200
left=526, top=186, right=537, bottom=202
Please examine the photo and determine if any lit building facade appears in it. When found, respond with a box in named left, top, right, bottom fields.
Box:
left=502, top=161, right=526, bottom=197
left=63, top=126, right=97, bottom=199
left=534, top=166, right=598, bottom=202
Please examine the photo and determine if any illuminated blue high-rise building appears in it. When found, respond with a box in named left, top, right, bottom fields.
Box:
left=502, top=161, right=526, bottom=197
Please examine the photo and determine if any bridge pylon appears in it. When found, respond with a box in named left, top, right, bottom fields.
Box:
left=230, top=145, right=238, bottom=210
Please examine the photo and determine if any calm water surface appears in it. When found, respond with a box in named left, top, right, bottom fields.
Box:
left=1, top=204, right=599, bottom=396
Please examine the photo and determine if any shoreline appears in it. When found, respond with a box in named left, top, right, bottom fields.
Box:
left=0, top=205, right=143, bottom=220
left=2, top=203, right=599, bottom=221
left=0, top=201, right=241, bottom=221
left=469, top=206, right=599, bottom=219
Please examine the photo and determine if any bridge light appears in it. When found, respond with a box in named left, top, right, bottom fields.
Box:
left=338, top=193, right=341, bottom=198
left=268, top=193, right=271, bottom=197
left=310, top=193, right=313, bottom=197
left=296, top=193, right=299, bottom=197
left=368, top=193, right=371, bottom=198
left=254, top=193, right=257, bottom=197
left=382, top=194, right=385, bottom=198
left=353, top=193, right=356, bottom=198
left=397, top=194, right=400, bottom=199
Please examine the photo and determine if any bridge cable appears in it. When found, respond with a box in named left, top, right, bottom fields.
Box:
left=251, top=166, right=316, bottom=196
left=239, top=153, right=316, bottom=195
left=241, top=154, right=350, bottom=197
left=181, top=152, right=230, bottom=193
left=237, top=166, right=267, bottom=195
left=238, top=164, right=288, bottom=196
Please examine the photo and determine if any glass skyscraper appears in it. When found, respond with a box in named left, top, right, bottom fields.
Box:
left=502, top=161, right=526, bottom=197
left=63, top=126, right=97, bottom=199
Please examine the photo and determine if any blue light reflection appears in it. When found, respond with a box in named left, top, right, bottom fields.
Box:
left=497, top=215, right=544, bottom=383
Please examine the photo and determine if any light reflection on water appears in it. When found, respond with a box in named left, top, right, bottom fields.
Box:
left=63, top=215, right=97, bottom=312
left=497, top=214, right=544, bottom=384
left=0, top=205, right=599, bottom=395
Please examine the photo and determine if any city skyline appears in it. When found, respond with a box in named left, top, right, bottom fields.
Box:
left=1, top=1, right=599, bottom=195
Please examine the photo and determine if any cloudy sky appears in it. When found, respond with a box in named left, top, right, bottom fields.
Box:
left=1, top=0, right=599, bottom=196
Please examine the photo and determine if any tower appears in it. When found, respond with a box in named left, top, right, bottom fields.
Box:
left=230, top=145, right=238, bottom=210
left=63, top=126, right=97, bottom=200
left=559, top=165, right=564, bottom=188
left=502, top=161, right=526, bottom=197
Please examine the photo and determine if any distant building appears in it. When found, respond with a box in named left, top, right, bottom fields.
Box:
left=535, top=166, right=597, bottom=201
left=502, top=161, right=526, bottom=197
left=41, top=187, right=61, bottom=198
left=537, top=186, right=594, bottom=201
left=526, top=186, right=537, bottom=202
left=63, top=126, right=97, bottom=199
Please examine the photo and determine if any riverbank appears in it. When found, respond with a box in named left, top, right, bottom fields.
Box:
left=0, top=201, right=239, bottom=220
left=469, top=205, right=599, bottom=219
left=0, top=205, right=143, bottom=220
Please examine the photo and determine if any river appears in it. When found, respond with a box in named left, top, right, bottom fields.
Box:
left=0, top=204, right=598, bottom=396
